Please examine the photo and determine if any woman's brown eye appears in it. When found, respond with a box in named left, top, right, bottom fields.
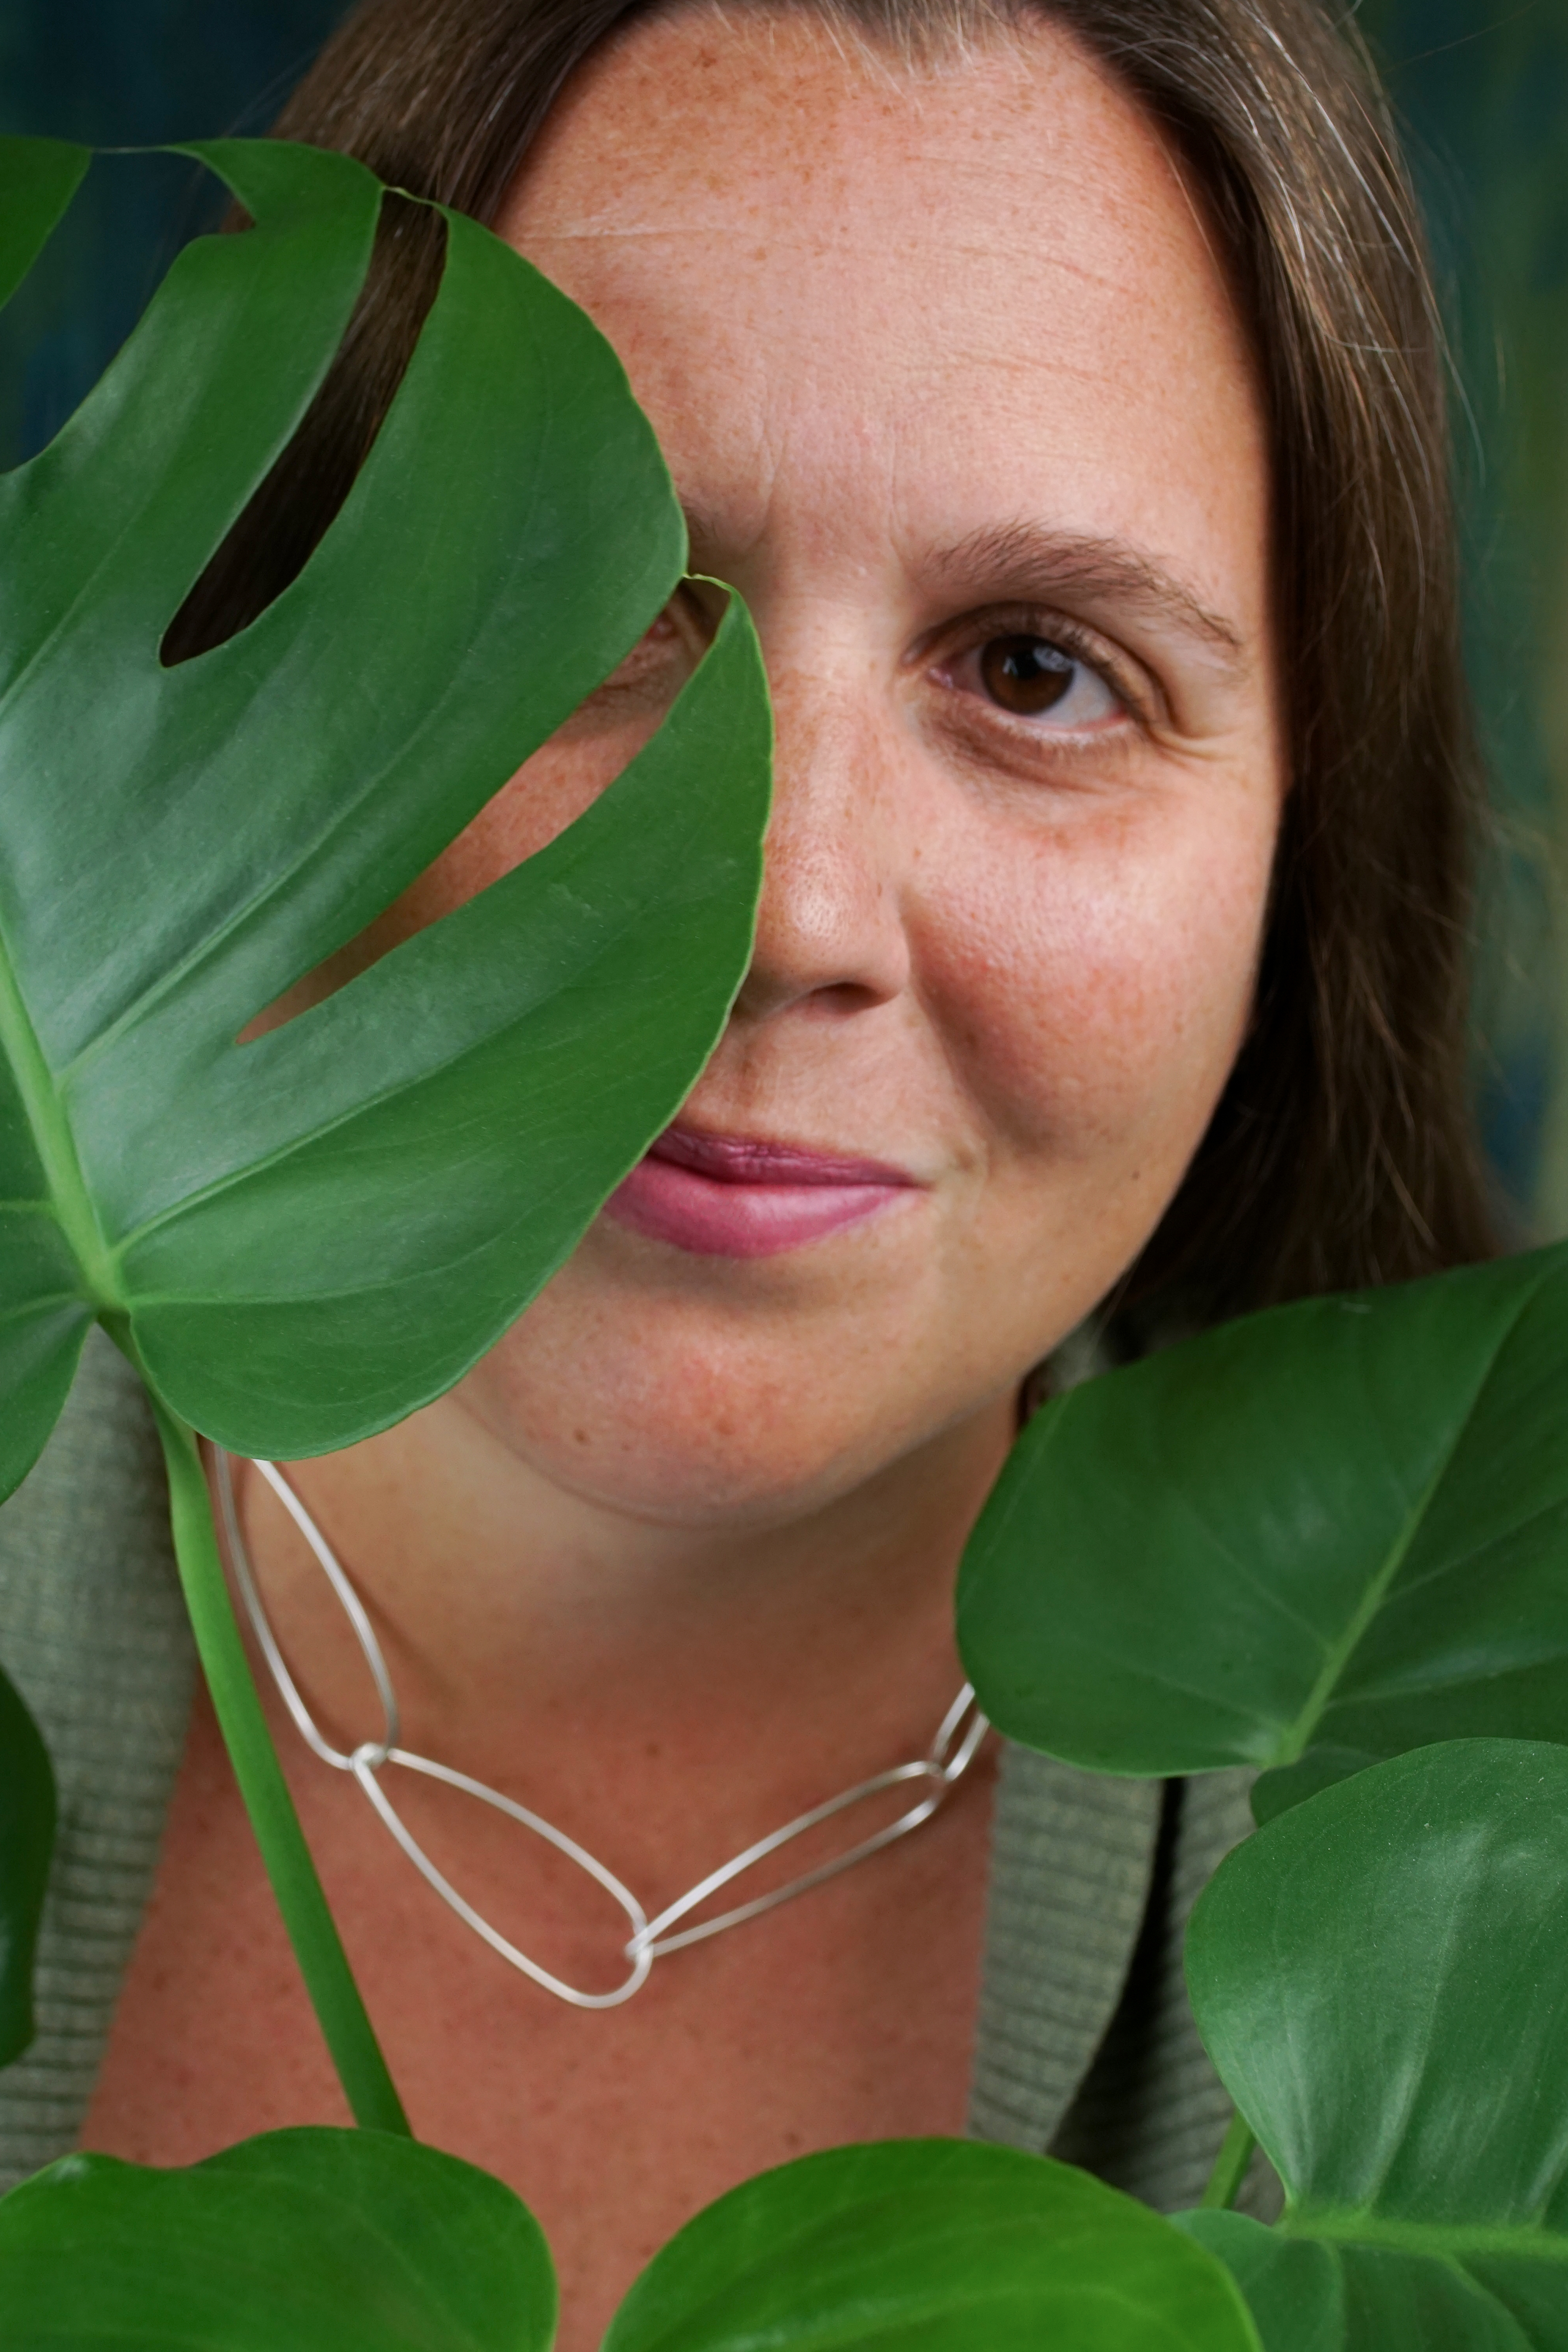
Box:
left=979, top=634, right=1076, bottom=716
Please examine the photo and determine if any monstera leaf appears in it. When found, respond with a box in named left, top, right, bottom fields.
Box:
left=0, top=129, right=769, bottom=2128
left=0, top=132, right=771, bottom=1494
left=0, top=2127, right=557, bottom=2349
left=957, top=1245, right=1568, bottom=1821
left=1179, top=1741, right=1568, bottom=2349
left=604, top=2139, right=1262, bottom=2352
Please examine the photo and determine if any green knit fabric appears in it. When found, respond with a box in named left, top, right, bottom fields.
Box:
left=0, top=1333, right=193, bottom=2187
left=0, top=1339, right=1268, bottom=2214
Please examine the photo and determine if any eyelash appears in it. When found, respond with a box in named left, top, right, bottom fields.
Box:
left=930, top=615, right=1145, bottom=740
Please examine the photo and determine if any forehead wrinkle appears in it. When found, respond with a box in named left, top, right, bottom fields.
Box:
left=679, top=347, right=905, bottom=569
left=524, top=155, right=1157, bottom=273
left=925, top=521, right=1250, bottom=668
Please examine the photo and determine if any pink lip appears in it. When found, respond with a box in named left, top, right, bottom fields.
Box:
left=604, top=1124, right=918, bottom=1258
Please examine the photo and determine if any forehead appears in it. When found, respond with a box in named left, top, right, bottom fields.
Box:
left=498, top=7, right=1265, bottom=611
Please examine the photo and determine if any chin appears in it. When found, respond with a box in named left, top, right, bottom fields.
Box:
left=458, top=1340, right=904, bottom=1530
left=450, top=1251, right=1004, bottom=1532
left=448, top=1175, right=1164, bottom=1529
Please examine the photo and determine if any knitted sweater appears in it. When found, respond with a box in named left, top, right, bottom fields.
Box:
left=0, top=1329, right=1275, bottom=2213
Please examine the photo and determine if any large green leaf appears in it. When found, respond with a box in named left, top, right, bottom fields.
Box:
left=0, top=1655, right=52, bottom=2068
left=603, top=2139, right=1262, bottom=2351
left=0, top=134, right=770, bottom=1487
left=0, top=2125, right=556, bottom=2348
left=1179, top=1741, right=1568, bottom=2349
left=957, top=1245, right=1568, bottom=1820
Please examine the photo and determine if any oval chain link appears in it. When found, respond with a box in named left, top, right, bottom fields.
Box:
left=215, top=1448, right=987, bottom=2011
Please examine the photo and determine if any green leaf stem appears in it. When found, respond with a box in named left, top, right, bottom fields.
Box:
left=0, top=2126, right=557, bottom=2349
left=604, top=2139, right=1263, bottom=2350
left=155, top=1403, right=406, bottom=2134
left=957, top=1246, right=1568, bottom=1819
left=1179, top=1741, right=1568, bottom=2348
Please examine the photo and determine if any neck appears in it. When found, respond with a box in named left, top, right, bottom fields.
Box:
left=223, top=1386, right=1016, bottom=1876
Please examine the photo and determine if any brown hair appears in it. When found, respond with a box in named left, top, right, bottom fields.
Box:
left=168, top=0, right=1496, bottom=1319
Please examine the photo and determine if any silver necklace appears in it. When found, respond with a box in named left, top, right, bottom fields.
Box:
left=213, top=1450, right=989, bottom=2011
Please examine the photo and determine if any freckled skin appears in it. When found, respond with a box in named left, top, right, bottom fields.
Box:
left=447, top=15, right=1281, bottom=1521
left=87, top=17, right=1283, bottom=2346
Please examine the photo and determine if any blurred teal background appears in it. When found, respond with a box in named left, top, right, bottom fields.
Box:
left=2, top=0, right=1565, bottom=1234
left=0, top=4, right=350, bottom=465
left=1354, top=0, right=1568, bottom=1239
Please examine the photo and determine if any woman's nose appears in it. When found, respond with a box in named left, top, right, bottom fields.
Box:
left=731, top=669, right=913, bottom=1024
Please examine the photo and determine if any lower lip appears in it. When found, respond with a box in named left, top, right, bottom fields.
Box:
left=604, top=1153, right=910, bottom=1259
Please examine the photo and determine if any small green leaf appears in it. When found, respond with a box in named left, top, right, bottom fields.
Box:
left=957, top=1245, right=1568, bottom=1815
left=0, top=136, right=770, bottom=1485
left=604, top=2139, right=1262, bottom=2351
left=0, top=1209, right=91, bottom=1519
left=0, top=2126, right=556, bottom=2350
left=0, top=137, right=90, bottom=316
left=1180, top=1741, right=1568, bottom=2349
left=0, top=1655, right=53, bottom=2068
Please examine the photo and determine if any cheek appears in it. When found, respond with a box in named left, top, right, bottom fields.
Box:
left=921, top=793, right=1276, bottom=1171
left=374, top=730, right=635, bottom=940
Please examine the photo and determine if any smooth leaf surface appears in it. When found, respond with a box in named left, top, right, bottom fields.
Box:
left=0, top=1655, right=53, bottom=2068
left=604, top=2139, right=1262, bottom=2351
left=0, top=134, right=770, bottom=1484
left=1181, top=2213, right=1550, bottom=2352
left=0, top=2125, right=556, bottom=2349
left=1180, top=1741, right=1568, bottom=2348
left=957, top=1245, right=1568, bottom=1815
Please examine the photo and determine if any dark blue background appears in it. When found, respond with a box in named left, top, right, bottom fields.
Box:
left=0, top=2, right=349, bottom=463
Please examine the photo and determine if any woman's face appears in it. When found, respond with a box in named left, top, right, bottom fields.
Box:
left=396, top=7, right=1283, bottom=1524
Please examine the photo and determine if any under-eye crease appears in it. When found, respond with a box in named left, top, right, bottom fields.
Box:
left=564, top=582, right=711, bottom=727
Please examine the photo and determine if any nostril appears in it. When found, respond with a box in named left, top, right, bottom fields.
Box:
left=735, top=861, right=912, bottom=1020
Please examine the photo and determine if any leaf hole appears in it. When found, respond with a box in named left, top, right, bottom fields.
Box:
left=160, top=189, right=444, bottom=669
left=237, top=579, right=713, bottom=1043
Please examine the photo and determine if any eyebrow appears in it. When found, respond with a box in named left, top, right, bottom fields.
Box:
left=922, top=521, right=1249, bottom=673
left=679, top=505, right=1252, bottom=678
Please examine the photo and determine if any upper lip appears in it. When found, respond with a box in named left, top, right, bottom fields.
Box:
left=648, top=1123, right=919, bottom=1188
